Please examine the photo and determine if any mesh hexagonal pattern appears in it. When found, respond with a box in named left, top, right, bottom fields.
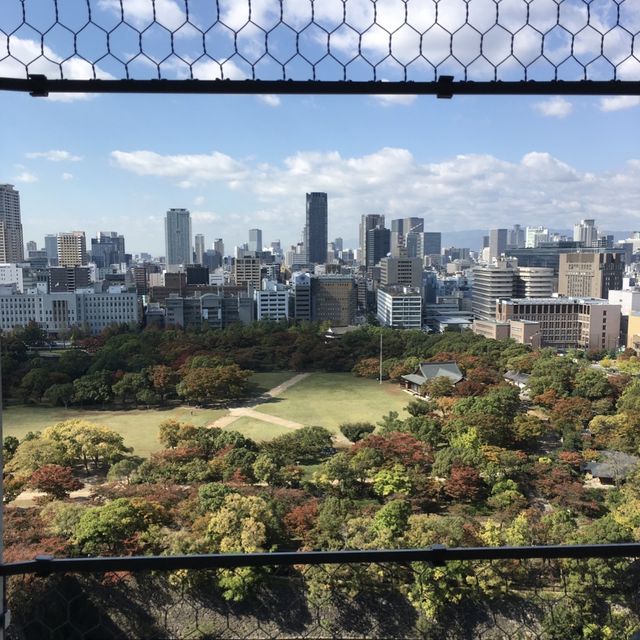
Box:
left=6, top=556, right=640, bottom=638
left=0, top=0, right=639, bottom=91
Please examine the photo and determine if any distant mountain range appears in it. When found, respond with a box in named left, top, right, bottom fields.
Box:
left=440, top=230, right=634, bottom=251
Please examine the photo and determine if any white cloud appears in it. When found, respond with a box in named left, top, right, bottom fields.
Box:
left=97, top=0, right=186, bottom=31
left=191, top=211, right=221, bottom=223
left=257, top=94, right=281, bottom=107
left=62, top=173, right=74, bottom=181
left=13, top=172, right=38, bottom=183
left=110, top=146, right=640, bottom=240
left=532, top=97, right=573, bottom=118
left=194, top=196, right=205, bottom=206
left=26, top=150, right=83, bottom=162
left=373, top=94, right=417, bottom=107
left=599, top=96, right=640, bottom=112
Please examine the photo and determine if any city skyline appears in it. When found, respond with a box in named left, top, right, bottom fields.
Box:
left=2, top=89, right=640, bottom=254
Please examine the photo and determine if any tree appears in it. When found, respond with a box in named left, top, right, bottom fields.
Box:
left=112, top=372, right=148, bottom=404
left=3, top=436, right=19, bottom=463
left=148, top=364, right=177, bottom=401
left=73, top=371, right=113, bottom=406
left=43, top=383, right=75, bottom=408
left=265, top=426, right=333, bottom=465
left=7, top=438, right=69, bottom=475
left=444, top=465, right=485, bottom=502
left=205, top=493, right=274, bottom=600
left=57, top=349, right=92, bottom=378
left=511, top=414, right=547, bottom=445
left=73, top=497, right=165, bottom=555
left=177, top=364, right=251, bottom=404
left=107, top=458, right=143, bottom=484
left=42, top=421, right=131, bottom=474
left=573, top=368, right=613, bottom=401
left=549, top=396, right=592, bottom=431
left=528, top=355, right=577, bottom=397
left=373, top=464, right=412, bottom=498
left=339, top=422, right=375, bottom=442
left=284, top=499, right=319, bottom=544
left=28, top=465, right=82, bottom=500
left=421, top=376, right=454, bottom=398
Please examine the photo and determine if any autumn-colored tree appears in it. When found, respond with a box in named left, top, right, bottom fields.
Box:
left=421, top=376, right=455, bottom=398
left=148, top=364, right=178, bottom=401
left=176, top=364, right=251, bottom=404
left=444, top=465, right=485, bottom=502
left=28, top=465, right=82, bottom=500
left=284, top=499, right=319, bottom=544
left=352, top=432, right=433, bottom=469
left=352, top=357, right=382, bottom=379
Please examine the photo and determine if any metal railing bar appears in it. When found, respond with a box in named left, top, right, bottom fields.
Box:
left=2, top=77, right=640, bottom=97
left=2, top=543, right=640, bottom=577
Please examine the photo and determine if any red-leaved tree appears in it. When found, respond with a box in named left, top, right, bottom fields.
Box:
left=28, top=465, right=82, bottom=500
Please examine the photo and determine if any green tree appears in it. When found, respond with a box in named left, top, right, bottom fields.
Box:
left=421, top=376, right=455, bottom=398
left=573, top=367, right=613, bottom=401
left=7, top=438, right=69, bottom=475
left=339, top=422, right=375, bottom=442
left=373, top=464, right=412, bottom=498
left=43, top=383, right=75, bottom=408
left=57, top=349, right=92, bottom=378
left=73, top=371, right=113, bottom=406
left=528, top=354, right=577, bottom=397
left=112, top=372, right=148, bottom=404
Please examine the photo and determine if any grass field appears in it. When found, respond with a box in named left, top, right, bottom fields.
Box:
left=226, top=417, right=295, bottom=442
left=2, top=406, right=226, bottom=457
left=248, top=371, right=296, bottom=394
left=251, top=373, right=410, bottom=434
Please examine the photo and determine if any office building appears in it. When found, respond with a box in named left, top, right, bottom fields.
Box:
left=366, top=225, right=391, bottom=268
left=508, top=225, right=526, bottom=249
left=248, top=228, right=262, bottom=253
left=489, top=228, right=508, bottom=261
left=165, top=293, right=254, bottom=330
left=423, top=232, right=442, bottom=257
left=305, top=192, right=328, bottom=264
left=90, top=232, right=126, bottom=268
left=525, top=226, right=550, bottom=248
left=514, top=267, right=554, bottom=298
left=472, top=261, right=516, bottom=320
left=380, top=256, right=422, bottom=288
left=49, top=266, right=92, bottom=292
left=57, top=232, right=87, bottom=267
left=574, top=219, right=598, bottom=247
left=0, top=289, right=141, bottom=336
left=194, top=234, right=205, bottom=265
left=26, top=241, right=37, bottom=253
left=311, top=274, right=356, bottom=326
left=558, top=252, right=624, bottom=299
left=377, top=286, right=422, bottom=329
left=496, top=296, right=620, bottom=351
left=360, top=213, right=389, bottom=263
left=291, top=272, right=312, bottom=321
left=213, top=238, right=225, bottom=257
left=0, top=264, right=24, bottom=292
left=0, top=185, right=24, bottom=263
left=233, top=256, right=261, bottom=290
left=255, top=281, right=290, bottom=321
left=44, top=234, right=58, bottom=266
left=165, top=208, right=192, bottom=267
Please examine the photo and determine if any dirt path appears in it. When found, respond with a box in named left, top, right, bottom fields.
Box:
left=266, top=372, right=310, bottom=397
left=11, top=483, right=93, bottom=507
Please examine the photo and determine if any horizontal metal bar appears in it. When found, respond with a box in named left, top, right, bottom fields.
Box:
left=3, top=543, right=640, bottom=578
left=1, top=77, right=640, bottom=97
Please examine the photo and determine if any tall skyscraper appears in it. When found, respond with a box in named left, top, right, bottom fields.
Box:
left=573, top=219, right=598, bottom=247
left=194, top=233, right=205, bottom=265
left=90, top=232, right=125, bottom=268
left=26, top=240, right=37, bottom=253
left=44, top=234, right=58, bottom=266
left=248, top=228, right=262, bottom=253
left=0, top=184, right=24, bottom=263
left=423, top=232, right=442, bottom=257
left=366, top=225, right=391, bottom=268
left=57, top=231, right=88, bottom=267
left=165, top=208, right=192, bottom=267
left=213, top=238, right=224, bottom=256
left=489, top=228, right=508, bottom=260
left=305, top=192, right=328, bottom=264
left=360, top=214, right=385, bottom=264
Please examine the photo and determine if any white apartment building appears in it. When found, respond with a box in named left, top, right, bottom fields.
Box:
left=525, top=226, right=549, bottom=248
left=0, top=263, right=24, bottom=292
left=254, top=281, right=290, bottom=321
left=377, top=286, right=422, bottom=329
left=0, top=289, right=141, bottom=335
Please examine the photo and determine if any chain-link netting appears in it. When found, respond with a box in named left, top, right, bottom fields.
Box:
left=6, top=556, right=640, bottom=639
left=1, top=0, right=640, bottom=91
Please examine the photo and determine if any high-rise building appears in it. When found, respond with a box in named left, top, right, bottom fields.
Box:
left=291, top=271, right=312, bottom=321
left=472, top=261, right=516, bottom=320
left=194, top=233, right=205, bottom=265
left=305, top=192, right=328, bottom=264
left=213, top=238, right=225, bottom=256
left=514, top=267, right=554, bottom=298
left=26, top=240, right=37, bottom=253
left=423, top=232, right=442, bottom=257
left=558, top=252, right=624, bottom=299
left=389, top=217, right=424, bottom=256
left=334, top=237, right=343, bottom=252
left=311, top=274, right=356, bottom=326
left=233, top=256, right=261, bottom=290
left=489, top=229, right=508, bottom=261
left=380, top=256, right=422, bottom=288
left=90, top=232, right=125, bottom=268
left=248, top=228, right=262, bottom=253
left=366, top=225, right=391, bottom=268
left=44, top=234, right=58, bottom=266
left=573, top=219, right=598, bottom=247
left=165, top=208, right=192, bottom=267
left=525, top=226, right=550, bottom=248
left=508, top=225, right=526, bottom=249
left=377, top=286, right=422, bottom=329
left=360, top=214, right=385, bottom=265
left=57, top=231, right=87, bottom=267
left=0, top=184, right=24, bottom=263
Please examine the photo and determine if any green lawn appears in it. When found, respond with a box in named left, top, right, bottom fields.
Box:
left=2, top=405, right=226, bottom=457
left=253, top=373, right=410, bottom=434
left=225, top=417, right=295, bottom=442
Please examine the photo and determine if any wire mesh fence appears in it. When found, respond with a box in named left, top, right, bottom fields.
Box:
left=6, top=554, right=640, bottom=639
left=1, top=0, right=640, bottom=94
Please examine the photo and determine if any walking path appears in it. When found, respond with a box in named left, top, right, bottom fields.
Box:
left=266, top=372, right=310, bottom=397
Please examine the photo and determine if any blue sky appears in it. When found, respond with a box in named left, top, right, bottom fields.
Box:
left=1, top=0, right=640, bottom=254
